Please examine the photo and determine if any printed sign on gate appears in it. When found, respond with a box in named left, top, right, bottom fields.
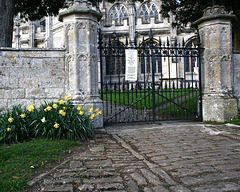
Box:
left=125, top=49, right=138, bottom=81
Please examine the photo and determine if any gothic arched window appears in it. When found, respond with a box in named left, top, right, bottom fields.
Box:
left=109, top=4, right=128, bottom=25
left=139, top=2, right=160, bottom=23
left=106, top=40, right=126, bottom=75
left=140, top=39, right=162, bottom=74
left=184, top=37, right=198, bottom=72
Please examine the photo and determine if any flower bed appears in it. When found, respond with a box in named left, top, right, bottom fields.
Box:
left=0, top=96, right=102, bottom=144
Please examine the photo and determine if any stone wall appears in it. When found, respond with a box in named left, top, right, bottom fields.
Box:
left=0, top=48, right=66, bottom=110
left=233, top=52, right=240, bottom=108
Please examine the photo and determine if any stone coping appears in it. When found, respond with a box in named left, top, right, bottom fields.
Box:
left=0, top=47, right=66, bottom=51
left=193, top=5, right=236, bottom=26
left=59, top=6, right=102, bottom=22
left=233, top=51, right=240, bottom=54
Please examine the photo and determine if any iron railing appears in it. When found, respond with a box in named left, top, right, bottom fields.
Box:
left=98, top=29, right=202, bottom=125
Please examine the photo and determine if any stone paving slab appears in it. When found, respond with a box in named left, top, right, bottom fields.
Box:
left=29, top=122, right=240, bottom=192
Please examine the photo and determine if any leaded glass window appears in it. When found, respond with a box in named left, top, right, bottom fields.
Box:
left=106, top=40, right=126, bottom=75
left=110, top=4, right=128, bottom=25
left=139, top=2, right=160, bottom=23
left=140, top=39, right=162, bottom=74
left=184, top=38, right=198, bottom=72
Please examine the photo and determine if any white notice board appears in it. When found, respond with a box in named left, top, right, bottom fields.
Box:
left=125, top=49, right=138, bottom=81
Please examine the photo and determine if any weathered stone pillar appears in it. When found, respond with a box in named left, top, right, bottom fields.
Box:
left=59, top=0, right=103, bottom=127
left=128, top=1, right=136, bottom=45
left=45, top=16, right=53, bottom=48
left=194, top=6, right=238, bottom=122
left=14, top=19, right=21, bottom=49
left=29, top=21, right=36, bottom=47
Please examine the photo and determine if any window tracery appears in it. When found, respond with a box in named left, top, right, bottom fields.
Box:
left=109, top=4, right=128, bottom=25
left=184, top=37, right=198, bottom=72
left=139, top=2, right=160, bottom=23
left=140, top=39, right=162, bottom=74
left=106, top=40, right=126, bottom=75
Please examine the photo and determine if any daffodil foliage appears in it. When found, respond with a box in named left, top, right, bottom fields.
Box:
left=0, top=96, right=102, bottom=145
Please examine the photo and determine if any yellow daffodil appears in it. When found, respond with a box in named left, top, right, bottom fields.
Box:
left=54, top=123, right=59, bottom=129
left=90, top=114, right=95, bottom=120
left=63, top=107, right=66, bottom=110
left=27, top=105, right=34, bottom=112
left=64, top=95, right=70, bottom=100
left=8, top=117, right=14, bottom=123
left=77, top=106, right=82, bottom=111
left=20, top=114, right=26, bottom=119
left=79, top=111, right=84, bottom=115
left=99, top=111, right=102, bottom=115
left=89, top=108, right=93, bottom=113
left=53, top=103, right=58, bottom=109
left=44, top=108, right=48, bottom=112
left=95, top=108, right=99, bottom=112
left=46, top=106, right=52, bottom=111
left=59, top=100, right=64, bottom=105
left=7, top=127, right=11, bottom=132
left=59, top=110, right=66, bottom=116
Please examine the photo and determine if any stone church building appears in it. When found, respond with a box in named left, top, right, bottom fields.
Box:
left=2, top=0, right=238, bottom=123
left=12, top=0, right=197, bottom=49
left=12, top=0, right=198, bottom=86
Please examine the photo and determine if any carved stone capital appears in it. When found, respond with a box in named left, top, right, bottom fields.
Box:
left=64, top=22, right=74, bottom=33
left=72, top=90, right=86, bottom=101
left=76, top=21, right=87, bottom=29
left=65, top=52, right=74, bottom=63
left=90, top=23, right=97, bottom=32
left=77, top=53, right=88, bottom=61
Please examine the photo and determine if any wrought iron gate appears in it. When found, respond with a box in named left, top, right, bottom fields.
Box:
left=98, top=29, right=202, bottom=125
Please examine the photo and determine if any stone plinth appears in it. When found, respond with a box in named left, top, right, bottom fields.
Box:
left=202, top=94, right=237, bottom=122
left=59, top=1, right=103, bottom=127
left=194, top=6, right=238, bottom=122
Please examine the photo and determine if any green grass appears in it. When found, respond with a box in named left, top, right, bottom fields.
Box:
left=0, top=138, right=80, bottom=192
left=225, top=113, right=240, bottom=125
left=203, top=121, right=225, bottom=125
left=158, top=93, right=199, bottom=118
left=203, top=112, right=240, bottom=125
left=101, top=88, right=196, bottom=109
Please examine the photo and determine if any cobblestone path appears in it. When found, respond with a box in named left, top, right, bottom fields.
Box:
left=29, top=122, right=240, bottom=192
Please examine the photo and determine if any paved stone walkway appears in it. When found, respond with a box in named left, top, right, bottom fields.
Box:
left=29, top=122, right=240, bottom=192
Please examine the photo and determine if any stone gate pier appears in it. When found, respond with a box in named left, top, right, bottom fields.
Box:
left=59, top=0, right=103, bottom=127
left=194, top=5, right=238, bottom=122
